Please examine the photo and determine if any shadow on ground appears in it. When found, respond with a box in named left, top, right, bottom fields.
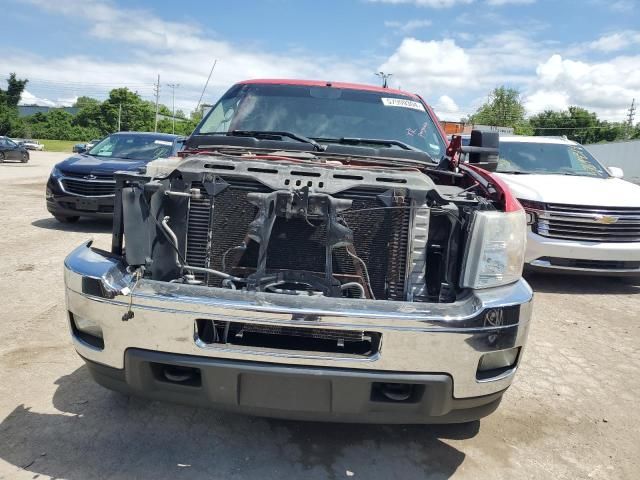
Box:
left=524, top=271, right=640, bottom=295
left=0, top=366, right=475, bottom=480
left=31, top=217, right=113, bottom=234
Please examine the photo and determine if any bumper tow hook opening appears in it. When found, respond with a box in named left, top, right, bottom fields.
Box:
left=151, top=363, right=202, bottom=387
left=381, top=383, right=413, bottom=401
left=371, top=382, right=423, bottom=403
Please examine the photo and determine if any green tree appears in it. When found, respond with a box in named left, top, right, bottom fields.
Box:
left=0, top=73, right=28, bottom=136
left=0, top=73, right=28, bottom=107
left=100, top=88, right=155, bottom=133
left=528, top=107, right=628, bottom=144
left=156, top=118, right=197, bottom=136
left=470, top=86, right=530, bottom=134
left=73, top=96, right=101, bottom=109
left=72, top=88, right=156, bottom=135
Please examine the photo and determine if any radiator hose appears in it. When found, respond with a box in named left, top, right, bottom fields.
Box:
left=160, top=216, right=244, bottom=285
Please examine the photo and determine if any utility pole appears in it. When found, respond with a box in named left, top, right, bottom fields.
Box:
left=166, top=83, right=180, bottom=134
left=153, top=74, right=161, bottom=132
left=196, top=59, right=217, bottom=114
left=627, top=98, right=636, bottom=139
left=117, top=103, right=122, bottom=131
left=375, top=72, right=392, bottom=88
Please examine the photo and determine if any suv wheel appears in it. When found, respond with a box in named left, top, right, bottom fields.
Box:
left=21, top=152, right=29, bottom=163
left=0, top=152, right=4, bottom=163
left=54, top=215, right=80, bottom=224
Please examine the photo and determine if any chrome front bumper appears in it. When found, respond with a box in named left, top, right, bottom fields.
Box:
left=64, top=242, right=533, bottom=400
left=525, top=231, right=640, bottom=274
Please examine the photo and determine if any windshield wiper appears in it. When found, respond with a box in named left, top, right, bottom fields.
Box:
left=312, top=137, right=420, bottom=152
left=218, top=130, right=325, bottom=152
left=497, top=170, right=531, bottom=175
left=558, top=171, right=595, bottom=177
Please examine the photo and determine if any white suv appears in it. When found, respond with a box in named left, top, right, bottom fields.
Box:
left=494, top=135, right=640, bottom=276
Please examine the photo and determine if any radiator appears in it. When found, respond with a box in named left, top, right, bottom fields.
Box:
left=185, top=178, right=411, bottom=301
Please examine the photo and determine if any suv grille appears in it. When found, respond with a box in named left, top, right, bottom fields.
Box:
left=60, top=170, right=114, bottom=181
left=535, top=203, right=640, bottom=243
left=61, top=178, right=115, bottom=196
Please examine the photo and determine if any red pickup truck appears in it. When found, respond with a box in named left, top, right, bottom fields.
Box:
left=64, top=79, right=532, bottom=423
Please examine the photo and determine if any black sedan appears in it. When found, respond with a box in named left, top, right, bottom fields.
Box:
left=0, top=136, right=29, bottom=163
left=46, top=132, right=183, bottom=223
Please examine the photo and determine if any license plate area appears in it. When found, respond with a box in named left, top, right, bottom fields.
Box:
left=239, top=373, right=332, bottom=412
left=76, top=198, right=99, bottom=211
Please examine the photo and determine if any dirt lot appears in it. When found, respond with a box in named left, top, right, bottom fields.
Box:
left=1, top=151, right=639, bottom=480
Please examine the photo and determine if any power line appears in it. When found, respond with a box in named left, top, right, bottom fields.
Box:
left=166, top=83, right=180, bottom=134
left=532, top=125, right=632, bottom=131
left=153, top=74, right=161, bottom=132
left=0, top=73, right=153, bottom=87
left=195, top=59, right=217, bottom=113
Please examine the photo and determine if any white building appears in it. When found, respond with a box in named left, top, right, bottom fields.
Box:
left=586, top=140, right=640, bottom=185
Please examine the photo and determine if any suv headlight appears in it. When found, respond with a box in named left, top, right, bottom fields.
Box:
left=51, top=166, right=63, bottom=178
left=461, top=210, right=526, bottom=289
left=518, top=199, right=545, bottom=226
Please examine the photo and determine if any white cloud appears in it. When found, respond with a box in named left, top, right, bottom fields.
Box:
left=378, top=32, right=545, bottom=97
left=19, top=89, right=56, bottom=107
left=367, top=0, right=473, bottom=8
left=384, top=19, right=432, bottom=33
left=378, top=32, right=640, bottom=122
left=523, top=54, right=640, bottom=120
left=486, top=0, right=535, bottom=5
left=10, top=0, right=371, bottom=113
left=379, top=38, right=474, bottom=92
left=9, top=0, right=640, bottom=124
left=599, top=0, right=636, bottom=12
left=433, top=95, right=460, bottom=120
left=588, top=31, right=640, bottom=53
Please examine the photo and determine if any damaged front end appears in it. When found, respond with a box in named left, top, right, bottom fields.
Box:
left=64, top=150, right=533, bottom=423
left=112, top=155, right=464, bottom=304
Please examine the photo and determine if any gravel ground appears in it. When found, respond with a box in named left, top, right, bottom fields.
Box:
left=1, top=151, right=639, bottom=480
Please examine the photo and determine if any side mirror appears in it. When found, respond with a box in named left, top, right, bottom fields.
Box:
left=608, top=166, right=624, bottom=179
left=460, top=130, right=499, bottom=172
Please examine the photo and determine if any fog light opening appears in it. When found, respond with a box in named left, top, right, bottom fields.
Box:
left=477, top=347, right=520, bottom=380
left=69, top=312, right=104, bottom=350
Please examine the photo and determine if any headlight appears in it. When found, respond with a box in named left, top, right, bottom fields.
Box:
left=50, top=166, right=63, bottom=178
left=461, top=210, right=526, bottom=289
left=518, top=199, right=545, bottom=226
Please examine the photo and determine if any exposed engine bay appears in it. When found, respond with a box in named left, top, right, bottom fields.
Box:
left=114, top=150, right=496, bottom=303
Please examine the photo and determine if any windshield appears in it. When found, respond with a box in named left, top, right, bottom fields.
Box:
left=196, top=84, right=446, bottom=159
left=89, top=134, right=175, bottom=160
left=497, top=141, right=610, bottom=178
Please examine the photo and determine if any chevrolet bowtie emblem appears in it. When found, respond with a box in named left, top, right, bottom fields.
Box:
left=84, top=174, right=97, bottom=180
left=594, top=215, right=619, bottom=224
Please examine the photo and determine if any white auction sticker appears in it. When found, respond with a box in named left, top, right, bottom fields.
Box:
left=381, top=97, right=426, bottom=112
left=154, top=140, right=173, bottom=146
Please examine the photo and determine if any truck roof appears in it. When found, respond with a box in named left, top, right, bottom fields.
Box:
left=236, top=79, right=421, bottom=100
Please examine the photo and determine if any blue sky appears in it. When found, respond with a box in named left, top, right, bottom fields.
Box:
left=2, top=0, right=639, bottom=121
